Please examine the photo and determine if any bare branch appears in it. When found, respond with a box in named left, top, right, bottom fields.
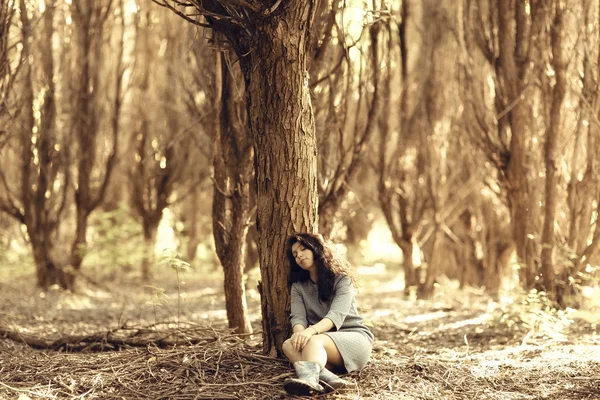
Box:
left=221, top=0, right=260, bottom=13
left=151, top=0, right=213, bottom=28
left=263, top=0, right=283, bottom=16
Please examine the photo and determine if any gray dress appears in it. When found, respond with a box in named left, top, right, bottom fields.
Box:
left=290, top=275, right=374, bottom=372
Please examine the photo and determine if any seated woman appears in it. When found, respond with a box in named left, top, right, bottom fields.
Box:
left=282, top=233, right=374, bottom=396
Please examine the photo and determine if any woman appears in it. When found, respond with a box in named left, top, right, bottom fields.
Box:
left=282, top=233, right=374, bottom=396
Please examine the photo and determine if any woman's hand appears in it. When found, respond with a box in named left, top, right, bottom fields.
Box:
left=290, top=328, right=316, bottom=351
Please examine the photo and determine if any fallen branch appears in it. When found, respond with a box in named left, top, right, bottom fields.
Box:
left=0, top=325, right=254, bottom=352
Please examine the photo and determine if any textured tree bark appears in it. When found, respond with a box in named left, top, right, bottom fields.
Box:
left=156, top=0, right=319, bottom=354
left=237, top=2, right=319, bottom=354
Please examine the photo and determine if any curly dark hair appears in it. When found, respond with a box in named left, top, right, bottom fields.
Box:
left=286, top=233, right=356, bottom=302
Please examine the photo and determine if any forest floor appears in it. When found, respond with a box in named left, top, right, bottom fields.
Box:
left=0, top=265, right=600, bottom=400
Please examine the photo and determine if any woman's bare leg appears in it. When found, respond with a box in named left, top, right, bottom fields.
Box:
left=300, top=334, right=343, bottom=369
left=282, top=339, right=303, bottom=363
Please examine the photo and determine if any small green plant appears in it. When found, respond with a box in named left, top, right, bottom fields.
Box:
left=158, top=250, right=190, bottom=327
left=145, top=285, right=170, bottom=323
left=496, top=288, right=573, bottom=341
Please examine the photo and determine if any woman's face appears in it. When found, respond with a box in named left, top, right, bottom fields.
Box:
left=291, top=241, right=315, bottom=271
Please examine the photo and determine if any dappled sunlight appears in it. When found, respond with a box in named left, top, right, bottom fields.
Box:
left=184, top=287, right=220, bottom=298
left=468, top=342, right=600, bottom=371
left=439, top=313, right=493, bottom=331
left=191, top=309, right=227, bottom=320
left=57, top=295, right=97, bottom=311
left=155, top=208, right=178, bottom=253
left=361, top=221, right=402, bottom=265
left=404, top=311, right=448, bottom=324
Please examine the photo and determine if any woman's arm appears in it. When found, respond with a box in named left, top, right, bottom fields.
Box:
left=290, top=284, right=308, bottom=329
left=323, top=275, right=354, bottom=330
left=306, top=318, right=334, bottom=335
left=292, top=317, right=334, bottom=351
left=292, top=324, right=306, bottom=333
left=301, top=276, right=354, bottom=336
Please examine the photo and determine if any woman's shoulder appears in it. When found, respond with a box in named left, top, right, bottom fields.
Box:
left=334, top=274, right=352, bottom=287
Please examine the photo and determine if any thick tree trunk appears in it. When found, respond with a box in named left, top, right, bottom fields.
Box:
left=239, top=3, right=319, bottom=355
left=18, top=0, right=69, bottom=290
left=30, top=232, right=69, bottom=290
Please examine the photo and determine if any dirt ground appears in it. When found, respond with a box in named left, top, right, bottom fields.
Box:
left=0, top=266, right=599, bottom=399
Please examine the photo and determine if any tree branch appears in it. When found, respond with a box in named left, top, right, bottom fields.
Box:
left=151, top=0, right=213, bottom=28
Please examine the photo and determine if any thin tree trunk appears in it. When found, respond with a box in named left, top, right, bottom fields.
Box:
left=540, top=1, right=566, bottom=297
left=418, top=229, right=443, bottom=300
left=564, top=0, right=599, bottom=304
left=497, top=0, right=543, bottom=290
left=317, top=17, right=383, bottom=237
left=141, top=223, right=158, bottom=281
left=69, top=0, right=121, bottom=287
left=212, top=52, right=252, bottom=334
left=185, top=191, right=200, bottom=263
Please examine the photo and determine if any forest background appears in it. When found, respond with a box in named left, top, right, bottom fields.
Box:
left=1, top=0, right=600, bottom=399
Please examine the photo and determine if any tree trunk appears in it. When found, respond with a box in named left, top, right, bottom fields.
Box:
left=183, top=191, right=201, bottom=263
left=418, top=228, right=443, bottom=300
left=156, top=0, right=319, bottom=355
left=562, top=0, right=600, bottom=306
left=238, top=3, right=319, bottom=355
left=30, top=231, right=69, bottom=290
left=457, top=210, right=484, bottom=289
left=141, top=223, right=158, bottom=281
left=68, top=0, right=121, bottom=284
left=317, top=17, right=383, bottom=238
left=497, top=0, right=542, bottom=290
left=540, top=1, right=566, bottom=298
left=396, top=240, right=415, bottom=294
left=244, top=224, right=260, bottom=273
left=212, top=52, right=252, bottom=334
left=17, top=0, right=70, bottom=290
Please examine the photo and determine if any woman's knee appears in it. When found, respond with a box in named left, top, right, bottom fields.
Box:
left=282, top=339, right=296, bottom=357
left=304, top=334, right=325, bottom=348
